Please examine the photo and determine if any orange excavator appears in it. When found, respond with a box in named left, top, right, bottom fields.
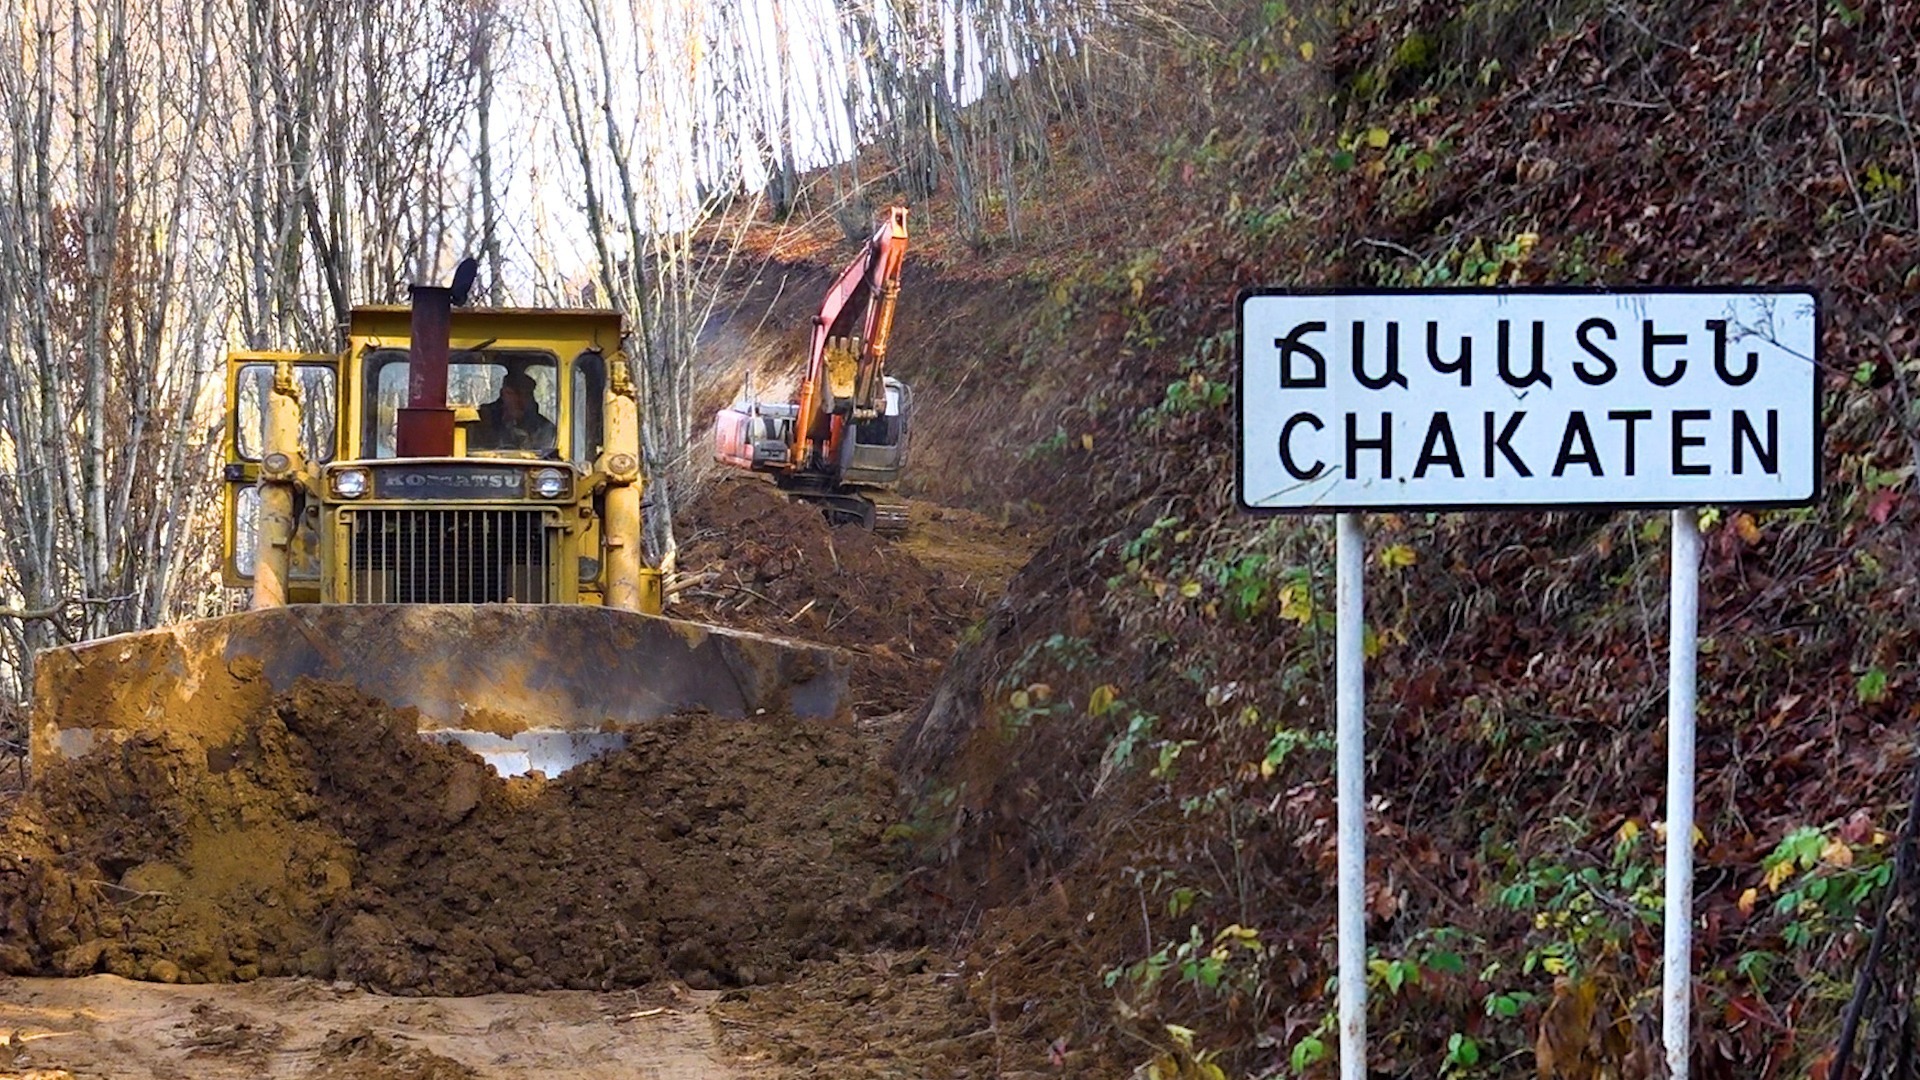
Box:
left=713, top=206, right=912, bottom=532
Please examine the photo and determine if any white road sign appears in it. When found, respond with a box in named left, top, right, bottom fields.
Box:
left=1237, top=289, right=1821, bottom=511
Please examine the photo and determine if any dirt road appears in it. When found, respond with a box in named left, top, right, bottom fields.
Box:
left=0, top=975, right=733, bottom=1079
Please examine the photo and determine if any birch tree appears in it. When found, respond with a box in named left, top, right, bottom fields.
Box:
left=0, top=0, right=496, bottom=701
left=539, top=0, right=763, bottom=570
left=0, top=0, right=231, bottom=694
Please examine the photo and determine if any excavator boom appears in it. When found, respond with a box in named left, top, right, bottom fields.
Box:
left=799, top=205, right=909, bottom=435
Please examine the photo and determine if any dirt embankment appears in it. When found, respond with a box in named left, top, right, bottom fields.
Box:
left=675, top=475, right=1030, bottom=713
left=0, top=680, right=913, bottom=994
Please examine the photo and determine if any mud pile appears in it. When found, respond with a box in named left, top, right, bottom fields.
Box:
left=676, top=476, right=977, bottom=710
left=307, top=1028, right=479, bottom=1080
left=713, top=950, right=998, bottom=1078
left=0, top=681, right=914, bottom=994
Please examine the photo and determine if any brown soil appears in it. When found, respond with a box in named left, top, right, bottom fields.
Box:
left=303, top=1027, right=480, bottom=1080
left=0, top=680, right=912, bottom=995
left=0, top=477, right=1037, bottom=1080
left=713, top=950, right=1001, bottom=1078
left=675, top=476, right=1036, bottom=713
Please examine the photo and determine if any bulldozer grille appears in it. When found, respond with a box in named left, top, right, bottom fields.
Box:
left=343, top=508, right=557, bottom=604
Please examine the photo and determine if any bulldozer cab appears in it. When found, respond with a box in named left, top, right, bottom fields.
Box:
left=344, top=307, right=613, bottom=465
left=221, top=308, right=624, bottom=607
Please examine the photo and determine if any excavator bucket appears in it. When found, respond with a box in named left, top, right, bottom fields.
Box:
left=28, top=605, right=846, bottom=779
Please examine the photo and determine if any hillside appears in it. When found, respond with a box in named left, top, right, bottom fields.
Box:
left=753, top=0, right=1919, bottom=1075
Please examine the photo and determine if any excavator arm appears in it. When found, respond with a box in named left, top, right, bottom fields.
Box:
left=794, top=207, right=909, bottom=460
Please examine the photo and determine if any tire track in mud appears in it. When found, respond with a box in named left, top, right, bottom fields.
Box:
left=0, top=975, right=735, bottom=1079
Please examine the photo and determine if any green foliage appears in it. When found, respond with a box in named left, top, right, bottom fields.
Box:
left=1259, top=722, right=1328, bottom=778
left=994, top=634, right=1093, bottom=738
left=1429, top=232, right=1541, bottom=286
left=1224, top=0, right=1329, bottom=80
left=1759, top=825, right=1891, bottom=951
left=1547, top=234, right=1622, bottom=284
left=1444, top=1031, right=1482, bottom=1070
left=1153, top=738, right=1199, bottom=781
left=1006, top=632, right=1096, bottom=683
left=1362, top=229, right=1543, bottom=288
left=1105, top=921, right=1267, bottom=998
left=1735, top=949, right=1780, bottom=993
left=1123, top=516, right=1184, bottom=566
left=1367, top=931, right=1471, bottom=999
left=1021, top=425, right=1072, bottom=462
left=1856, top=666, right=1890, bottom=704
left=1198, top=552, right=1270, bottom=620
left=1335, top=0, right=1599, bottom=109
left=1483, top=988, right=1536, bottom=1018
left=1140, top=372, right=1232, bottom=430
left=1496, top=822, right=1662, bottom=978
left=1289, top=1027, right=1331, bottom=1072
left=1138, top=326, right=1235, bottom=435
left=1279, top=930, right=1501, bottom=1076
left=1106, top=710, right=1158, bottom=772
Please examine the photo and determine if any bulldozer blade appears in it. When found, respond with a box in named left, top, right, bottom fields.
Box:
left=29, top=605, right=847, bottom=779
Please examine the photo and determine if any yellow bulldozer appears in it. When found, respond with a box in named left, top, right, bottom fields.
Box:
left=29, top=263, right=844, bottom=777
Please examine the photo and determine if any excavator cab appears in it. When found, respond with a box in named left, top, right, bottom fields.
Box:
left=843, top=377, right=912, bottom=486
left=30, top=283, right=848, bottom=780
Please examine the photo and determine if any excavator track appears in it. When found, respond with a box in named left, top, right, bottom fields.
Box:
left=783, top=487, right=909, bottom=536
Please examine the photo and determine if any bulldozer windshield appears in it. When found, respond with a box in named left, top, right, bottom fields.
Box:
left=365, top=349, right=563, bottom=459
left=234, top=363, right=337, bottom=464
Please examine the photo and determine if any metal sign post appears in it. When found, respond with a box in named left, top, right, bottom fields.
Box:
left=1663, top=508, right=1702, bottom=1077
left=1335, top=512, right=1367, bottom=1079
left=1235, top=288, right=1819, bottom=1078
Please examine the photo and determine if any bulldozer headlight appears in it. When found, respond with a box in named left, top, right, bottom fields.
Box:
left=531, top=468, right=569, bottom=499
left=329, top=467, right=370, bottom=499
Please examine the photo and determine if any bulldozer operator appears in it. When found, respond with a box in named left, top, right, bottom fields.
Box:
left=472, top=370, right=557, bottom=452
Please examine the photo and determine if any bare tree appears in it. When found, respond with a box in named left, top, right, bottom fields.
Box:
left=0, top=0, right=231, bottom=693
left=0, top=0, right=498, bottom=700
left=0, top=0, right=1158, bottom=708
left=538, top=0, right=765, bottom=571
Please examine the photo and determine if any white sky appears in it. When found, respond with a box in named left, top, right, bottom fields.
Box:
left=479, top=0, right=1004, bottom=302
